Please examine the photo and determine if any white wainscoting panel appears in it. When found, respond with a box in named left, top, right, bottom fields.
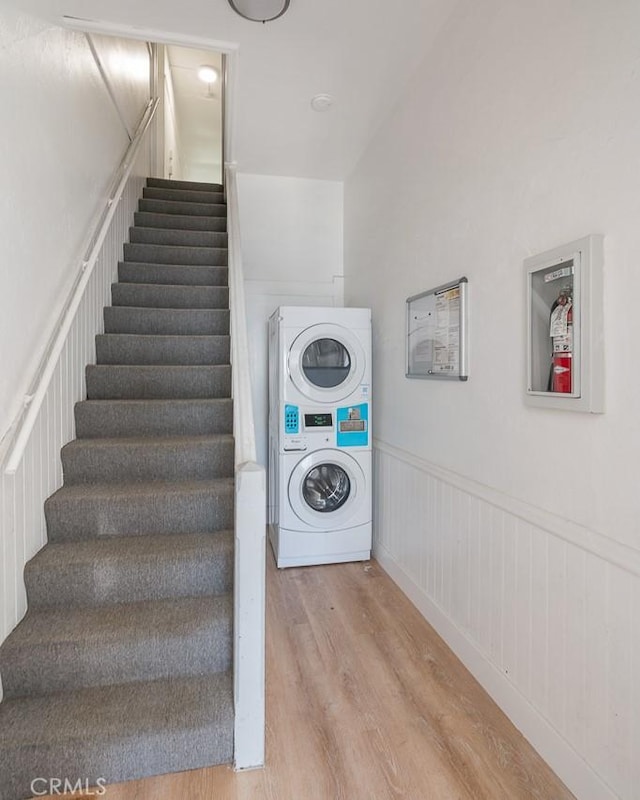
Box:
left=374, top=439, right=638, bottom=800
left=0, top=145, right=151, bottom=681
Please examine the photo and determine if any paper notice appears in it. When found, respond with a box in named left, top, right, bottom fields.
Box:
left=432, top=288, right=460, bottom=373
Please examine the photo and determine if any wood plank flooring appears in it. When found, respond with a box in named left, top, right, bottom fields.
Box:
left=36, top=552, right=575, bottom=800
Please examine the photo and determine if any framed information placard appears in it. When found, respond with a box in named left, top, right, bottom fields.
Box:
left=406, top=277, right=468, bottom=381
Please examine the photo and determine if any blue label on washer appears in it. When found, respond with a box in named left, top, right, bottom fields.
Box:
left=337, top=403, right=369, bottom=447
left=284, top=404, right=299, bottom=434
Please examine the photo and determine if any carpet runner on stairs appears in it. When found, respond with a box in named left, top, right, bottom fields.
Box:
left=0, top=177, right=235, bottom=800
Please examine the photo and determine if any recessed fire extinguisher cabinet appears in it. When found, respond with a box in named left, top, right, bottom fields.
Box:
left=525, top=234, right=604, bottom=413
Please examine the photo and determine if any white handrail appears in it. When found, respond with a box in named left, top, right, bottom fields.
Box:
left=226, top=162, right=266, bottom=770
left=226, top=163, right=258, bottom=465
left=2, top=98, right=159, bottom=475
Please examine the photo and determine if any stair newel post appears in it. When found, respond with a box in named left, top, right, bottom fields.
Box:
left=233, top=463, right=266, bottom=768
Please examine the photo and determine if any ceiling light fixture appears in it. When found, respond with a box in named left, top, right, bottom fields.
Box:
left=228, top=0, right=290, bottom=23
left=197, top=65, right=219, bottom=84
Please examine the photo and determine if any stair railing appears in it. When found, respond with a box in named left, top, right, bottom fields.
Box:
left=225, top=162, right=266, bottom=770
left=0, top=98, right=158, bottom=675
left=2, top=98, right=158, bottom=474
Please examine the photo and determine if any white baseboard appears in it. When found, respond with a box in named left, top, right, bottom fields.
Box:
left=374, top=542, right=618, bottom=800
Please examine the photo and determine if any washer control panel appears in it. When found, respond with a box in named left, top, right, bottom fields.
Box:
left=283, top=404, right=371, bottom=450
left=282, top=406, right=337, bottom=451
left=283, top=436, right=308, bottom=452
left=303, top=412, right=333, bottom=430
left=284, top=404, right=299, bottom=434
left=283, top=405, right=307, bottom=451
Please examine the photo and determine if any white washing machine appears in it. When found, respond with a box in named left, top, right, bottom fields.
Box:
left=268, top=306, right=372, bottom=568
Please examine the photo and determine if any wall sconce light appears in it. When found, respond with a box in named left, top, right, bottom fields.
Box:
left=228, top=0, right=290, bottom=23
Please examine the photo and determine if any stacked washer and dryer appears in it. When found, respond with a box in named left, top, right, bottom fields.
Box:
left=268, top=307, right=372, bottom=568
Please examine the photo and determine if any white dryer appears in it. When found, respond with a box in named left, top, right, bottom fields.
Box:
left=268, top=306, right=372, bottom=568
left=273, top=306, right=371, bottom=409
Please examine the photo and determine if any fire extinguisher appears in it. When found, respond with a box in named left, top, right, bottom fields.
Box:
left=547, top=287, right=572, bottom=393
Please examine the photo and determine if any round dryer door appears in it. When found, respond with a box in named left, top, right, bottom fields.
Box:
left=288, top=449, right=367, bottom=530
left=288, top=323, right=366, bottom=403
left=302, top=339, right=351, bottom=389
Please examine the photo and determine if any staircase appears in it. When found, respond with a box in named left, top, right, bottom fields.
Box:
left=0, top=178, right=236, bottom=799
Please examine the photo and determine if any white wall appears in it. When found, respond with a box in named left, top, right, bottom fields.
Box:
left=344, top=2, right=640, bottom=799
left=88, top=33, right=151, bottom=136
left=237, top=173, right=344, bottom=466
left=163, top=47, right=183, bottom=180
left=0, top=7, right=151, bottom=445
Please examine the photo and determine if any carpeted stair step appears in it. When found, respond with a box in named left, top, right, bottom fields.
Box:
left=96, top=333, right=230, bottom=365
left=44, top=478, right=234, bottom=542
left=123, top=242, right=227, bottom=266
left=130, top=227, right=227, bottom=248
left=86, top=365, right=231, bottom=400
left=139, top=198, right=227, bottom=217
left=74, top=398, right=233, bottom=438
left=118, top=262, right=228, bottom=287
left=134, top=211, right=227, bottom=232
left=148, top=177, right=224, bottom=192
left=143, top=186, right=225, bottom=205
left=24, top=531, right=234, bottom=609
left=61, top=435, right=234, bottom=484
left=0, top=594, right=232, bottom=698
left=104, top=306, right=230, bottom=335
left=0, top=672, right=233, bottom=800
left=112, top=282, right=229, bottom=309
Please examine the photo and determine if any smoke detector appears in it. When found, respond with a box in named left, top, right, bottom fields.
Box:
left=311, top=93, right=334, bottom=112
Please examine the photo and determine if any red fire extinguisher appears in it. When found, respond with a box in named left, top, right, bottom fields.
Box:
left=548, top=288, right=572, bottom=393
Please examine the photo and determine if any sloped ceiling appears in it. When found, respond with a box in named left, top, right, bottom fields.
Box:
left=15, top=0, right=457, bottom=180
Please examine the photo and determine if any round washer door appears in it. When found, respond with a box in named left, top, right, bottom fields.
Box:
left=288, top=449, right=366, bottom=530
left=288, top=324, right=366, bottom=403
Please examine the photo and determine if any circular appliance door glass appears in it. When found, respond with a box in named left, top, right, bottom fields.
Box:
left=301, top=338, right=351, bottom=388
left=288, top=323, right=367, bottom=404
left=288, top=448, right=368, bottom=530
left=302, top=463, right=351, bottom=512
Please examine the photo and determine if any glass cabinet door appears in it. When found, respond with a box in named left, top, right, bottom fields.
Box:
left=524, top=235, right=604, bottom=413
left=528, top=261, right=578, bottom=396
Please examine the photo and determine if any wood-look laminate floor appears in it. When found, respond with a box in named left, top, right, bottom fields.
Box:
left=38, top=552, right=575, bottom=800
